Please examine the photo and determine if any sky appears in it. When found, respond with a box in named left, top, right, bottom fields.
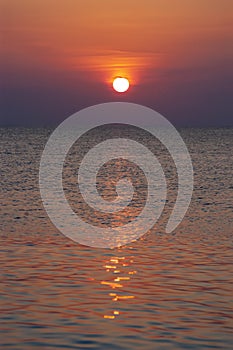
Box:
left=0, top=0, right=232, bottom=127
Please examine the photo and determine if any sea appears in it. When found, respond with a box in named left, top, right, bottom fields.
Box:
left=0, top=127, right=232, bottom=349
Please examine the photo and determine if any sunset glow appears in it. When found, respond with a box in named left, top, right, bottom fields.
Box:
left=0, top=0, right=232, bottom=126
left=1, top=2, right=233, bottom=349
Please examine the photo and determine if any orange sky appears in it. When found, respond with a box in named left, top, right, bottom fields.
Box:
left=1, top=0, right=233, bottom=126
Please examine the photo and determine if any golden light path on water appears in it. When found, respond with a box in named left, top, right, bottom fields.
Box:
left=101, top=256, right=137, bottom=319
left=1, top=128, right=233, bottom=349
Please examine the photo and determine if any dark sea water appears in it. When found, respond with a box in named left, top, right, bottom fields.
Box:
left=0, top=127, right=233, bottom=350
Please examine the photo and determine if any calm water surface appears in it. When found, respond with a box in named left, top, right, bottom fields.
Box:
left=0, top=127, right=233, bottom=349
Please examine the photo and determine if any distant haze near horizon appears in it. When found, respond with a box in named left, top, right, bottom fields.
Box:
left=1, top=0, right=232, bottom=127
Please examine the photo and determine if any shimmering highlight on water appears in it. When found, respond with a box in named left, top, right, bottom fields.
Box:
left=0, top=127, right=232, bottom=349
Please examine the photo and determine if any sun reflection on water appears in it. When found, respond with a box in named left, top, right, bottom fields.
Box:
left=101, top=256, right=137, bottom=319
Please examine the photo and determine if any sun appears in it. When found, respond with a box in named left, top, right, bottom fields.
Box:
left=113, top=77, right=130, bottom=93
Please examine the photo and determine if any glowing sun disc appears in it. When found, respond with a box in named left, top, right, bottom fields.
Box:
left=113, top=77, right=129, bottom=93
